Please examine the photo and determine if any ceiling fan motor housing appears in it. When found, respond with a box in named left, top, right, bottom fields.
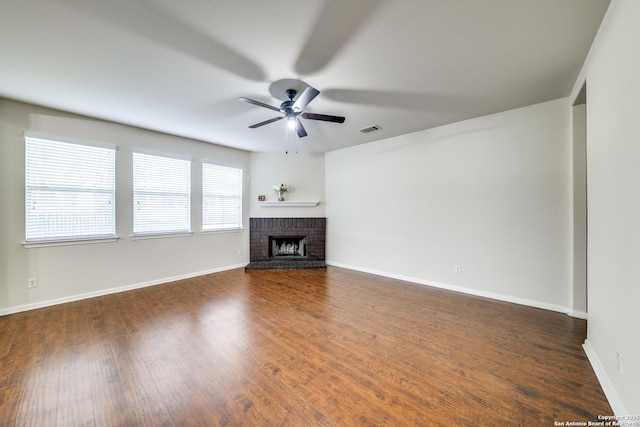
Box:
left=282, top=89, right=299, bottom=116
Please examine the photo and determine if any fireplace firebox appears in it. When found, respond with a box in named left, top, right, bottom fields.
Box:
left=270, top=236, right=306, bottom=258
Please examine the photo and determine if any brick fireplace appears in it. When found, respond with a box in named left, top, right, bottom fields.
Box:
left=246, top=217, right=326, bottom=270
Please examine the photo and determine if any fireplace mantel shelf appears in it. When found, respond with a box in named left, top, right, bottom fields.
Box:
left=255, top=201, right=319, bottom=207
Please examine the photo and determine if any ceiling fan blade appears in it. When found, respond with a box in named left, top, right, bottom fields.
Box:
left=295, top=118, right=308, bottom=138
left=293, top=86, right=320, bottom=111
left=238, top=97, right=281, bottom=112
left=249, top=116, right=284, bottom=128
left=294, top=0, right=382, bottom=75
left=301, top=112, right=345, bottom=123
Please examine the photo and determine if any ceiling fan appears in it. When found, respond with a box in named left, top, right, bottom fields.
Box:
left=238, top=86, right=345, bottom=138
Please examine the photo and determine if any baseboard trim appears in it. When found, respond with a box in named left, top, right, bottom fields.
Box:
left=326, top=261, right=569, bottom=314
left=582, top=339, right=627, bottom=416
left=0, top=263, right=248, bottom=316
left=568, top=309, right=588, bottom=320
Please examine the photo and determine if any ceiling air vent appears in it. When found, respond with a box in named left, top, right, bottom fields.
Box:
left=359, top=125, right=382, bottom=134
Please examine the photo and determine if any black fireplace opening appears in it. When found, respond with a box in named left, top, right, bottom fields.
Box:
left=270, top=236, right=306, bottom=258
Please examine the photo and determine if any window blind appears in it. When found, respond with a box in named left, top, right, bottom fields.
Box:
left=202, top=162, right=242, bottom=230
left=25, top=136, right=116, bottom=242
left=133, top=151, right=191, bottom=235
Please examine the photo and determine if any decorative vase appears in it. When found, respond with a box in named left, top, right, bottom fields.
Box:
left=278, top=193, right=285, bottom=201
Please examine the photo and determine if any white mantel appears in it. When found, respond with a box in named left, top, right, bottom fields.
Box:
left=255, top=201, right=319, bottom=207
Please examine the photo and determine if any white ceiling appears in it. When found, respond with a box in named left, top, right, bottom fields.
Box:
left=0, top=0, right=609, bottom=153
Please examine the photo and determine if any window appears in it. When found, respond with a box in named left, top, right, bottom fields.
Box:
left=202, top=162, right=242, bottom=231
left=25, top=135, right=116, bottom=243
left=133, top=151, right=191, bottom=235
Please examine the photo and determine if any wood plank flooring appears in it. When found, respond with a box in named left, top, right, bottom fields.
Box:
left=0, top=267, right=611, bottom=426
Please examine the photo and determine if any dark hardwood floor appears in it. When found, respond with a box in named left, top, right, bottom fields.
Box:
left=0, top=267, right=611, bottom=426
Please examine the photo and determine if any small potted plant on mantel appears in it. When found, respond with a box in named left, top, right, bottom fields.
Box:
left=273, top=184, right=288, bottom=201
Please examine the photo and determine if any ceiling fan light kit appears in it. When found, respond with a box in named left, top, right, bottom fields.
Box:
left=238, top=85, right=345, bottom=138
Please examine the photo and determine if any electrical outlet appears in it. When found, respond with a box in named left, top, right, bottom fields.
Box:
left=616, top=351, right=622, bottom=372
left=28, top=277, right=38, bottom=288
left=455, top=265, right=462, bottom=274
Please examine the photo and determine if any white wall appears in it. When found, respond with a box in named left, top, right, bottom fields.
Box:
left=0, top=99, right=250, bottom=314
left=249, top=152, right=326, bottom=218
left=326, top=98, right=572, bottom=312
left=570, top=0, right=640, bottom=415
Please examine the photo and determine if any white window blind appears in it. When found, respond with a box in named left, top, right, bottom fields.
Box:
left=133, top=151, right=191, bottom=235
left=25, top=136, right=116, bottom=243
left=202, top=162, right=242, bottom=231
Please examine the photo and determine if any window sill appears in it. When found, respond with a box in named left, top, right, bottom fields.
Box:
left=23, top=236, right=119, bottom=248
left=131, top=232, right=193, bottom=241
left=201, top=227, right=244, bottom=234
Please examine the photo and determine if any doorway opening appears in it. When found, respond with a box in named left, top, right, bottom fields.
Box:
left=571, top=82, right=588, bottom=318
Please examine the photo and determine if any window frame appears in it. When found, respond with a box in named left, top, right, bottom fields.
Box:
left=132, top=149, right=192, bottom=238
left=23, top=133, right=117, bottom=248
left=202, top=161, right=243, bottom=232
